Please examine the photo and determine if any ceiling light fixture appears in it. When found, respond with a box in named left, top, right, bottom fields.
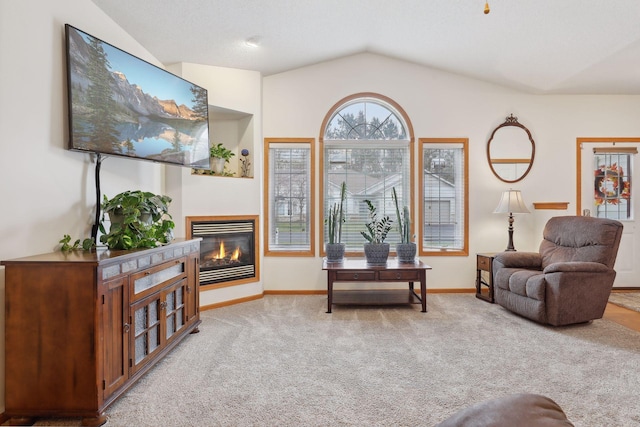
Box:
left=245, top=36, right=261, bottom=48
left=484, top=1, right=490, bottom=14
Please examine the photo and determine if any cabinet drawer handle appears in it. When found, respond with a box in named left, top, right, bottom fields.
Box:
left=396, top=273, right=401, bottom=279
left=353, top=273, right=359, bottom=279
left=123, top=323, right=130, bottom=333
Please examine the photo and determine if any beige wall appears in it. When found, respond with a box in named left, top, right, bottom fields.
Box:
left=2, top=0, right=640, bottom=416
left=165, top=62, right=264, bottom=307
left=0, top=0, right=264, bottom=412
left=0, top=0, right=169, bottom=413
left=262, top=52, right=640, bottom=291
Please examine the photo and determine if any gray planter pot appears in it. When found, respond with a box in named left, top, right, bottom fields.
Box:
left=108, top=211, right=153, bottom=226
left=325, top=243, right=345, bottom=262
left=211, top=157, right=226, bottom=174
left=396, top=242, right=417, bottom=263
left=364, top=242, right=390, bottom=265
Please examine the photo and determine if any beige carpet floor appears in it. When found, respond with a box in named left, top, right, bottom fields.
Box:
left=608, top=292, right=640, bottom=313
left=15, top=294, right=640, bottom=426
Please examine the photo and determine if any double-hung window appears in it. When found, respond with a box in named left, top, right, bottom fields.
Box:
left=264, top=138, right=314, bottom=256
left=419, top=138, right=468, bottom=255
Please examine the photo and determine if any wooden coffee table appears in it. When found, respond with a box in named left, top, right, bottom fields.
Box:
left=322, top=258, right=432, bottom=313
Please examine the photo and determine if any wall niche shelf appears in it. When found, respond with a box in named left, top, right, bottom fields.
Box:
left=532, top=202, right=569, bottom=210
left=192, top=105, right=254, bottom=178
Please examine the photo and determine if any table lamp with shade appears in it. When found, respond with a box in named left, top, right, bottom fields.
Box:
left=494, top=189, right=530, bottom=251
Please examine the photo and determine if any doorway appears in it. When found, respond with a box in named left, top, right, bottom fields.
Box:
left=577, top=138, right=639, bottom=288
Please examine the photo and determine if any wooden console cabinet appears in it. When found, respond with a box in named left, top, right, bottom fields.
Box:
left=1, top=238, right=201, bottom=426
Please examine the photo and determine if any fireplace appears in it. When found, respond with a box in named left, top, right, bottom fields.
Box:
left=186, top=216, right=259, bottom=287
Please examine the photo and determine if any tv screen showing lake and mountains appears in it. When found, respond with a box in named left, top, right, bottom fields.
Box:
left=66, top=24, right=211, bottom=168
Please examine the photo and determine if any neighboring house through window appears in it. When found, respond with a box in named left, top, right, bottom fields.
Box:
left=320, top=93, right=414, bottom=254
left=420, top=138, right=468, bottom=256
left=265, top=96, right=468, bottom=258
left=264, top=138, right=315, bottom=256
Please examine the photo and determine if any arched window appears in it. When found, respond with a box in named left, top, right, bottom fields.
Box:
left=320, top=93, right=414, bottom=254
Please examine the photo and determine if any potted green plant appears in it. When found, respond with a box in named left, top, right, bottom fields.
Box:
left=210, top=142, right=235, bottom=175
left=325, top=181, right=347, bottom=262
left=392, top=187, right=416, bottom=263
left=360, top=199, right=393, bottom=265
left=99, top=190, right=175, bottom=250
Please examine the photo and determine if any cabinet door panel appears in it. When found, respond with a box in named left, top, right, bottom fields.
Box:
left=101, top=277, right=129, bottom=399
left=163, top=278, right=188, bottom=342
left=130, top=294, right=162, bottom=373
left=185, top=253, right=200, bottom=323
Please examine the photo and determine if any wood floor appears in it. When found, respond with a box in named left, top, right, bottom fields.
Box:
left=469, top=287, right=639, bottom=331
left=603, top=302, right=640, bottom=332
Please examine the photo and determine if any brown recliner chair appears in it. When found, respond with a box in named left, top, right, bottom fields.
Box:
left=493, top=216, right=623, bottom=326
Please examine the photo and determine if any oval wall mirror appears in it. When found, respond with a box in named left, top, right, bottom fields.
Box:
left=487, top=114, right=535, bottom=183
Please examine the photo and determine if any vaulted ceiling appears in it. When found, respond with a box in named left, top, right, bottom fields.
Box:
left=91, top=0, right=640, bottom=94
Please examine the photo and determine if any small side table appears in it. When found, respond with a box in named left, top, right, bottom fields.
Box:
left=476, top=253, right=497, bottom=303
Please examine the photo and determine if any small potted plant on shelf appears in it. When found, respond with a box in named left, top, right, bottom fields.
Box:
left=209, top=142, right=235, bottom=175
left=99, top=190, right=175, bottom=250
left=360, top=199, right=393, bottom=265
left=325, top=181, right=347, bottom=262
left=392, top=187, right=416, bottom=263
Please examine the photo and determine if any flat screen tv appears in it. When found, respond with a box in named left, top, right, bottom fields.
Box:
left=65, top=24, right=211, bottom=168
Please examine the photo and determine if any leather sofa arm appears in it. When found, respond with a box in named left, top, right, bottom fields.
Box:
left=493, top=251, right=542, bottom=269
left=543, top=261, right=610, bottom=274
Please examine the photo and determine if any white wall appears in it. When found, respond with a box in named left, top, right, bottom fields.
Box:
left=0, top=0, right=265, bottom=413
left=0, top=0, right=167, bottom=262
left=0, top=0, right=176, bottom=414
left=165, top=63, right=263, bottom=307
left=262, top=52, right=640, bottom=292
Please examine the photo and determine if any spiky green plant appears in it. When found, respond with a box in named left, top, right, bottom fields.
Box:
left=326, top=181, right=347, bottom=244
left=360, top=199, right=392, bottom=244
left=392, top=187, right=412, bottom=243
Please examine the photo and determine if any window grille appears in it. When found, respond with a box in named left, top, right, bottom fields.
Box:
left=593, top=148, right=634, bottom=220
left=265, top=139, right=314, bottom=255
left=420, top=139, right=468, bottom=255
left=321, top=95, right=413, bottom=253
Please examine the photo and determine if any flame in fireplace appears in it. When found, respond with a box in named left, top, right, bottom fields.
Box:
left=209, top=240, right=242, bottom=263
left=214, top=241, right=226, bottom=259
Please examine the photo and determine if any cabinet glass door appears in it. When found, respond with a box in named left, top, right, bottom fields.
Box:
left=164, top=279, right=187, bottom=342
left=131, top=295, right=162, bottom=371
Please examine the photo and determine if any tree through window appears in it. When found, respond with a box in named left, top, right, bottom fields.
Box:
left=321, top=94, right=413, bottom=254
left=264, top=138, right=314, bottom=256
